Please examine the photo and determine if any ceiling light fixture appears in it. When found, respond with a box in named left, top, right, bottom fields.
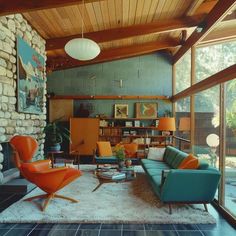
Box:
left=64, top=0, right=100, bottom=61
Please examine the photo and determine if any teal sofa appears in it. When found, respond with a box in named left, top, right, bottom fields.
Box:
left=141, top=146, right=221, bottom=214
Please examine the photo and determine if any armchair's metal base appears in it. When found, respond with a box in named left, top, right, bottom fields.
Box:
left=24, top=193, right=78, bottom=211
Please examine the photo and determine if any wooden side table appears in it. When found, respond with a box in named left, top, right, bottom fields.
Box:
left=69, top=150, right=80, bottom=169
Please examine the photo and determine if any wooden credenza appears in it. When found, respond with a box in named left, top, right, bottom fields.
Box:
left=70, top=118, right=99, bottom=156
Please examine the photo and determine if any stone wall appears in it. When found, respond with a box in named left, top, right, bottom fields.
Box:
left=0, top=14, right=47, bottom=183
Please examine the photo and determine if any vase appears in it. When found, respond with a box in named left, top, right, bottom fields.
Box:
left=118, top=160, right=125, bottom=168
left=49, top=143, right=61, bottom=151
left=125, top=159, right=132, bottom=168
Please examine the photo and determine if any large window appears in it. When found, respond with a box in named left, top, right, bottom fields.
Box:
left=193, top=86, right=220, bottom=170
left=196, top=41, right=236, bottom=82
left=224, top=78, right=236, bottom=217
left=175, top=51, right=191, bottom=93
left=174, top=40, right=236, bottom=220
left=175, top=98, right=190, bottom=151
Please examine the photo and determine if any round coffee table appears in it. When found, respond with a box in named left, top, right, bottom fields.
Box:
left=92, top=166, right=136, bottom=192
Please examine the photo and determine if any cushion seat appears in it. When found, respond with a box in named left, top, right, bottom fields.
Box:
left=145, top=168, right=163, bottom=177
left=95, top=156, right=118, bottom=164
left=144, top=162, right=170, bottom=169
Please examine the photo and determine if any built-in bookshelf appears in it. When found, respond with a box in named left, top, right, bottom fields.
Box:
left=99, top=118, right=168, bottom=147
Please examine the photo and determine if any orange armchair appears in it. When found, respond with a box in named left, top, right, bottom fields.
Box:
left=10, top=135, right=82, bottom=211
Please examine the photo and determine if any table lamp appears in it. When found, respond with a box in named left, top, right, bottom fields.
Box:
left=179, top=117, right=190, bottom=137
left=158, top=117, right=176, bottom=145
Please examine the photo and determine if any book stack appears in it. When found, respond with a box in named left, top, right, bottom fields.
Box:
left=99, top=171, right=126, bottom=180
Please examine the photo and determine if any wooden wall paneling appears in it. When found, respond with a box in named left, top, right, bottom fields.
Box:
left=100, top=0, right=111, bottom=29
left=122, top=0, right=130, bottom=26
left=92, top=1, right=105, bottom=30
left=49, top=99, right=73, bottom=122
left=86, top=3, right=99, bottom=31
left=194, top=0, right=218, bottom=15
left=157, top=0, right=173, bottom=20
left=70, top=118, right=99, bottom=155
left=108, top=0, right=117, bottom=28
left=150, top=0, right=165, bottom=22
left=186, top=0, right=205, bottom=16
left=128, top=0, right=137, bottom=25
left=135, top=0, right=145, bottom=25
left=115, top=0, right=123, bottom=26
left=201, top=21, right=236, bottom=45
left=77, top=4, right=93, bottom=32
left=140, top=0, right=152, bottom=23
left=0, top=0, right=102, bottom=16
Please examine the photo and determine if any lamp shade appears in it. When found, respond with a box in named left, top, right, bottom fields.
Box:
left=206, top=134, right=219, bottom=148
left=179, top=117, right=190, bottom=131
left=65, top=38, right=100, bottom=61
left=158, top=117, right=176, bottom=131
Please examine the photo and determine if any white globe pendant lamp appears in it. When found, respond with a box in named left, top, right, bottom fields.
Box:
left=64, top=0, right=100, bottom=61
left=65, top=38, right=100, bottom=61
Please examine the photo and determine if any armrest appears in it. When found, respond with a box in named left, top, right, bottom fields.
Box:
left=161, top=169, right=170, bottom=186
left=160, top=169, right=221, bottom=202
left=30, top=160, right=51, bottom=171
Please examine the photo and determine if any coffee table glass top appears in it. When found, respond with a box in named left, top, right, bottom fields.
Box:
left=95, top=166, right=136, bottom=181
left=93, top=166, right=136, bottom=192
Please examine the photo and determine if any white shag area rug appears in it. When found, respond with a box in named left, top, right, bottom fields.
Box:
left=0, top=165, right=216, bottom=224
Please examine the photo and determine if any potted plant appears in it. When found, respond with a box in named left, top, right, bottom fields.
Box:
left=113, top=144, right=125, bottom=168
left=44, top=118, right=71, bottom=151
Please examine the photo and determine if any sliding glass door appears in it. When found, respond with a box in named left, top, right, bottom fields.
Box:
left=224, top=79, right=236, bottom=217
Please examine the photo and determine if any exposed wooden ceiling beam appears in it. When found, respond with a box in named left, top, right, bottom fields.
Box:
left=186, top=0, right=205, bottom=16
left=0, top=0, right=101, bottom=16
left=46, top=15, right=203, bottom=51
left=47, top=40, right=179, bottom=71
left=171, top=63, right=236, bottom=102
left=173, top=0, right=236, bottom=64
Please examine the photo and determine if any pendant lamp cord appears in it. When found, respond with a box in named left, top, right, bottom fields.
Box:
left=82, top=0, right=84, bottom=38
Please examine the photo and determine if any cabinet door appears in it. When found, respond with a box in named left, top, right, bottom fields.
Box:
left=70, top=118, right=99, bottom=155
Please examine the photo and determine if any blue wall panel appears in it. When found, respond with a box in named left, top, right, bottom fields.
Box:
left=47, top=52, right=172, bottom=117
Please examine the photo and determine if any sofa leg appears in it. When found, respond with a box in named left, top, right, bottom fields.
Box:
left=169, top=204, right=172, bottom=214
left=204, top=203, right=208, bottom=212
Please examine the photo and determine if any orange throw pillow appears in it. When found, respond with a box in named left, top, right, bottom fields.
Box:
left=97, top=142, right=113, bottom=157
left=178, top=154, right=195, bottom=169
left=179, top=158, right=199, bottom=169
left=123, top=143, right=138, bottom=158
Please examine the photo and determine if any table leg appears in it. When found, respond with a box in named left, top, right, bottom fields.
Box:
left=50, top=154, right=54, bottom=168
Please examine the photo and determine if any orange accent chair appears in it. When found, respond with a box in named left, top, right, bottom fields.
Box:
left=10, top=135, right=82, bottom=211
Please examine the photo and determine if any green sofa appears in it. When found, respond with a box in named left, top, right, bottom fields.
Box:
left=141, top=146, right=221, bottom=214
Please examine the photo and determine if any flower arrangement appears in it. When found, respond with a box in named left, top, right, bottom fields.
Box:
left=113, top=143, right=125, bottom=161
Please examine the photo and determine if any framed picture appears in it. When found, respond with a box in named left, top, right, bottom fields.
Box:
left=17, top=36, right=45, bottom=114
left=136, top=103, right=157, bottom=118
left=114, top=104, right=128, bottom=118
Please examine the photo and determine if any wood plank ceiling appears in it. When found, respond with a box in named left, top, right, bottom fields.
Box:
left=1, top=0, right=236, bottom=71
